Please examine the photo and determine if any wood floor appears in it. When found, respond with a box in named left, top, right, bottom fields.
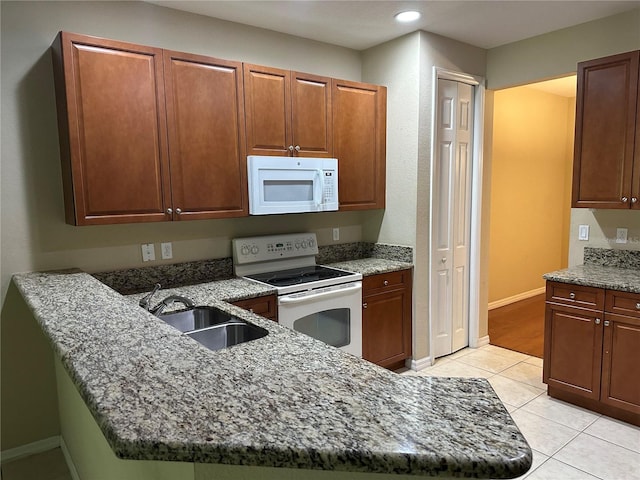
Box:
left=488, top=293, right=545, bottom=358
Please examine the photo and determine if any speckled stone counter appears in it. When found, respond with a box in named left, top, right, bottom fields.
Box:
left=543, top=247, right=640, bottom=293
left=12, top=271, right=531, bottom=478
left=328, top=258, right=413, bottom=277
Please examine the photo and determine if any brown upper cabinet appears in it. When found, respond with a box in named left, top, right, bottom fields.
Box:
left=52, top=32, right=247, bottom=225
left=572, top=50, right=640, bottom=209
left=243, top=64, right=333, bottom=158
left=332, top=79, right=387, bottom=210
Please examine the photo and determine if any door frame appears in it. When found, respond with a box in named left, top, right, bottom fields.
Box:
left=428, top=67, right=487, bottom=363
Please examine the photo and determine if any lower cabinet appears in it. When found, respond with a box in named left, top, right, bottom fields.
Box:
left=543, top=281, right=640, bottom=425
left=232, top=294, right=278, bottom=322
left=362, top=269, right=412, bottom=370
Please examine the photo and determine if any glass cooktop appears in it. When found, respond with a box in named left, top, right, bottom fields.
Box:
left=246, top=265, right=354, bottom=287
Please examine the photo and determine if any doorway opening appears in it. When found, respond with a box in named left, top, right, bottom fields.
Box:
left=487, top=75, right=576, bottom=358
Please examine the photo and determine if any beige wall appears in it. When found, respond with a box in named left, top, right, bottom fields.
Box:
left=489, top=87, right=573, bottom=303
left=487, top=9, right=640, bottom=90
left=363, top=32, right=486, bottom=360
left=1, top=0, right=368, bottom=451
left=486, top=9, right=640, bottom=270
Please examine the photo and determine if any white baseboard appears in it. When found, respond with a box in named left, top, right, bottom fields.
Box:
left=60, top=436, right=81, bottom=480
left=0, top=436, right=60, bottom=463
left=488, top=287, right=546, bottom=310
left=409, top=356, right=433, bottom=371
left=474, top=335, right=490, bottom=347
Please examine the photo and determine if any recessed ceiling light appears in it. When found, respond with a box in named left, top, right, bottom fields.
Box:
left=394, top=10, right=421, bottom=23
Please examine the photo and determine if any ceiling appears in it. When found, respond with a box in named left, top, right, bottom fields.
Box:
left=146, top=1, right=639, bottom=50
left=526, top=75, right=577, bottom=97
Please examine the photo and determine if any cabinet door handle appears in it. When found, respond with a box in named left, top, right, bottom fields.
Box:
left=363, top=302, right=368, bottom=309
left=294, top=145, right=301, bottom=152
left=636, top=302, right=640, bottom=310
left=632, top=197, right=638, bottom=204
left=604, top=320, right=610, bottom=327
left=569, top=292, right=576, bottom=299
left=175, top=208, right=182, bottom=215
left=288, top=145, right=294, bottom=153
left=622, top=196, right=628, bottom=203
left=595, top=318, right=601, bottom=324
left=166, top=208, right=173, bottom=215
left=383, top=280, right=389, bottom=286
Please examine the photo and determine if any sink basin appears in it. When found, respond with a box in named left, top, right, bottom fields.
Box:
left=157, top=306, right=233, bottom=333
left=186, top=321, right=268, bottom=351
left=157, top=306, right=268, bottom=351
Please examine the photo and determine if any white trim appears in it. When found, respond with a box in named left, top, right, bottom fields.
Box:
left=0, top=436, right=60, bottom=463
left=60, top=436, right=81, bottom=480
left=428, top=67, right=486, bottom=354
left=488, top=287, right=546, bottom=310
left=409, top=355, right=433, bottom=371
left=475, top=335, right=491, bottom=347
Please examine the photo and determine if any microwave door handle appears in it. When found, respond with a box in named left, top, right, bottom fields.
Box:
left=314, top=169, right=323, bottom=208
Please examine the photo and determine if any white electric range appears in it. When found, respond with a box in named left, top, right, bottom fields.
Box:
left=232, top=233, right=362, bottom=357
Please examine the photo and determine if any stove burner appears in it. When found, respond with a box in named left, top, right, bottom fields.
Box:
left=246, top=265, right=353, bottom=287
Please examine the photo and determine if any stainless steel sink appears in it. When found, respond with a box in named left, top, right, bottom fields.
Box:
left=157, top=306, right=268, bottom=351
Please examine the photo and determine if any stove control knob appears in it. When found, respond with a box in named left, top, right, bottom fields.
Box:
left=309, top=239, right=315, bottom=248
left=295, top=242, right=300, bottom=249
left=241, top=245, right=250, bottom=255
left=251, top=245, right=259, bottom=255
left=301, top=240, right=307, bottom=248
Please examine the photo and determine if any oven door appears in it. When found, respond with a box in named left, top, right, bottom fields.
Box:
left=277, top=282, right=362, bottom=357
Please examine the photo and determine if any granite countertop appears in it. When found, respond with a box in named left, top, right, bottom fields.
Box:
left=13, top=269, right=532, bottom=478
left=328, top=257, right=413, bottom=276
left=543, top=264, right=640, bottom=294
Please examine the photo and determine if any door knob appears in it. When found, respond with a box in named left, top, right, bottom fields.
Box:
left=441, top=258, right=447, bottom=263
left=363, top=302, right=368, bottom=309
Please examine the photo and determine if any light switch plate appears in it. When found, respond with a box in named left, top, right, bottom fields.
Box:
left=332, top=228, right=340, bottom=241
left=578, top=224, right=589, bottom=241
left=616, top=228, right=628, bottom=244
left=141, top=243, right=155, bottom=262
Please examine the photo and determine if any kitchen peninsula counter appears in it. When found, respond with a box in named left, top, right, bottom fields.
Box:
left=543, top=264, right=640, bottom=293
left=12, top=270, right=531, bottom=479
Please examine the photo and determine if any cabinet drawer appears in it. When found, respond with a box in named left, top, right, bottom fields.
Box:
left=363, top=269, right=410, bottom=292
left=606, top=290, right=640, bottom=318
left=232, top=295, right=277, bottom=321
left=546, top=281, right=605, bottom=310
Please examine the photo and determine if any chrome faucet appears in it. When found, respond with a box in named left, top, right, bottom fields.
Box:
left=139, top=283, right=195, bottom=316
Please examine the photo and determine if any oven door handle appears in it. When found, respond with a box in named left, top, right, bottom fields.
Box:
left=279, top=283, right=361, bottom=305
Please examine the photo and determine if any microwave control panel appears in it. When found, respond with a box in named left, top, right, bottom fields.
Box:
left=322, top=170, right=336, bottom=203
left=233, top=233, right=319, bottom=266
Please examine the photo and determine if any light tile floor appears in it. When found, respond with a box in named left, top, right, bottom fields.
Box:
left=401, top=344, right=640, bottom=479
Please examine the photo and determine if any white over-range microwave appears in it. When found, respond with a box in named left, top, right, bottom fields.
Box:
left=247, top=155, right=339, bottom=215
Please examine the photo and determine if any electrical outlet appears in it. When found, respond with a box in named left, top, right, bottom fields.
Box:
left=616, top=228, right=628, bottom=244
left=161, top=242, right=173, bottom=260
left=141, top=243, right=155, bottom=262
left=578, top=225, right=589, bottom=241
left=333, top=228, right=340, bottom=241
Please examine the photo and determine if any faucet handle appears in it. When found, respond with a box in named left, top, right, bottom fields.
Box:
left=139, top=283, right=161, bottom=310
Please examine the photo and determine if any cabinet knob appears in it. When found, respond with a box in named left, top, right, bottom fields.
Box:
left=635, top=302, right=640, bottom=310
left=383, top=280, right=389, bottom=286
left=295, top=145, right=301, bottom=152
left=595, top=318, right=601, bottom=324
left=363, top=302, right=368, bottom=309
left=569, top=292, right=576, bottom=299
left=288, top=145, right=294, bottom=152
left=175, top=208, right=182, bottom=215
left=633, top=197, right=638, bottom=204
left=604, top=320, right=610, bottom=327
left=622, top=196, right=628, bottom=203
left=166, top=208, right=173, bottom=215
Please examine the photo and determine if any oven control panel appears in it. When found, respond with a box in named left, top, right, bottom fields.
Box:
left=233, top=233, right=318, bottom=265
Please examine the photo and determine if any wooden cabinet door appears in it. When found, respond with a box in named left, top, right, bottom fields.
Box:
left=164, top=50, right=247, bottom=220
left=243, top=64, right=291, bottom=156
left=362, top=270, right=412, bottom=369
left=543, top=303, right=603, bottom=400
left=601, top=313, right=640, bottom=414
left=572, top=51, right=639, bottom=209
left=232, top=295, right=278, bottom=322
left=291, top=72, right=332, bottom=157
left=332, top=79, right=386, bottom=210
left=52, top=32, right=171, bottom=225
